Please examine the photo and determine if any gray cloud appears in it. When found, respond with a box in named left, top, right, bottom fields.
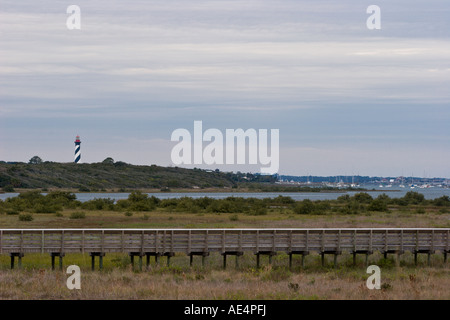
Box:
left=0, top=0, right=449, bottom=176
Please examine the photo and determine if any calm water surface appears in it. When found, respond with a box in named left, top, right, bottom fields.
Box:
left=1, top=185, right=449, bottom=202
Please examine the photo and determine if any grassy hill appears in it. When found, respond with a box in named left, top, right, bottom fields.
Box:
left=0, top=161, right=276, bottom=191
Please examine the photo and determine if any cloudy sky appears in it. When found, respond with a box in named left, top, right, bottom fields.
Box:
left=0, top=0, right=449, bottom=177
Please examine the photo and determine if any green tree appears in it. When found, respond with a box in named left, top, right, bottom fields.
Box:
left=102, top=157, right=114, bottom=164
left=28, top=156, right=43, bottom=164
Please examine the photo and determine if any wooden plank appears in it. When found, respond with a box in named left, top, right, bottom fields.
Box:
left=61, top=230, right=65, bottom=253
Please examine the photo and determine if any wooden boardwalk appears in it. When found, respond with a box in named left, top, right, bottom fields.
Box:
left=1, top=228, right=448, bottom=269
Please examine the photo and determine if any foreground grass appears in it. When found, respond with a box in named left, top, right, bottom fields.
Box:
left=0, top=251, right=448, bottom=300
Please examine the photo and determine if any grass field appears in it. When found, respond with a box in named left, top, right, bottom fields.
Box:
left=1, top=207, right=449, bottom=229
left=0, top=208, right=449, bottom=300
left=0, top=252, right=448, bottom=300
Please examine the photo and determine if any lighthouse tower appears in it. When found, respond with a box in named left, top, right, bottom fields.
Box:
left=74, top=135, right=81, bottom=163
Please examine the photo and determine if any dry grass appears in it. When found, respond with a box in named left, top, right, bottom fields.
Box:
left=1, top=209, right=449, bottom=229
left=0, top=265, right=448, bottom=300
left=0, top=251, right=448, bottom=300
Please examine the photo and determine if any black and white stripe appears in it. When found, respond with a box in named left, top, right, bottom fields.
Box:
left=74, top=142, right=81, bottom=163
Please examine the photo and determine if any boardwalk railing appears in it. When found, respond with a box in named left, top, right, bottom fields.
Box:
left=1, top=228, right=448, bottom=269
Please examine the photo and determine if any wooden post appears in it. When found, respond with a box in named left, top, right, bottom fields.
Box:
left=289, top=253, right=292, bottom=270
left=91, top=254, right=95, bottom=271
left=51, top=254, right=56, bottom=270
left=353, top=230, right=356, bottom=258
left=256, top=253, right=260, bottom=268
left=301, top=254, right=306, bottom=269
left=223, top=254, right=227, bottom=269
left=384, top=230, right=388, bottom=257
left=41, top=230, right=44, bottom=254
left=121, top=230, right=125, bottom=253
left=51, top=253, right=64, bottom=271
left=235, top=255, right=239, bottom=269
left=99, top=254, right=103, bottom=270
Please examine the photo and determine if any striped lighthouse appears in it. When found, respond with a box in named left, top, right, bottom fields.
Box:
left=74, top=135, right=81, bottom=163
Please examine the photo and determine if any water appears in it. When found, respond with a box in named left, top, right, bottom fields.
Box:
left=1, top=185, right=449, bottom=202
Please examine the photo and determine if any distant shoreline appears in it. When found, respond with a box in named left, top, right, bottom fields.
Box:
left=2, top=187, right=405, bottom=194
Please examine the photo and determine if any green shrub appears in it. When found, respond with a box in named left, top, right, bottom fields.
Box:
left=229, top=214, right=239, bottom=221
left=70, top=211, right=86, bottom=219
left=433, top=196, right=450, bottom=207
left=82, top=198, right=115, bottom=210
left=33, top=203, right=60, bottom=213
left=6, top=209, right=19, bottom=215
left=415, top=207, right=426, bottom=214
left=402, top=191, right=425, bottom=205
left=293, top=199, right=315, bottom=214
left=352, top=192, right=373, bottom=204
left=339, top=200, right=364, bottom=215
left=249, top=206, right=267, bottom=216
left=124, top=211, right=133, bottom=217
left=18, top=213, right=34, bottom=221
left=367, top=199, right=388, bottom=212
left=2, top=185, right=15, bottom=192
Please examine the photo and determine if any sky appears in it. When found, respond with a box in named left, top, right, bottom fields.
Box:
left=0, top=0, right=449, bottom=177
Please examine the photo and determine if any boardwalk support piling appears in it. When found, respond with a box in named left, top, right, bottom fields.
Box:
left=161, top=252, right=174, bottom=267
left=89, top=252, right=105, bottom=271
left=221, top=252, right=243, bottom=269
left=255, top=251, right=276, bottom=268
left=352, top=251, right=372, bottom=266
left=320, top=251, right=341, bottom=267
left=288, top=251, right=309, bottom=269
left=129, top=252, right=145, bottom=271
left=413, top=250, right=435, bottom=266
left=50, top=253, right=65, bottom=271
left=10, top=253, right=24, bottom=269
left=189, top=252, right=210, bottom=267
